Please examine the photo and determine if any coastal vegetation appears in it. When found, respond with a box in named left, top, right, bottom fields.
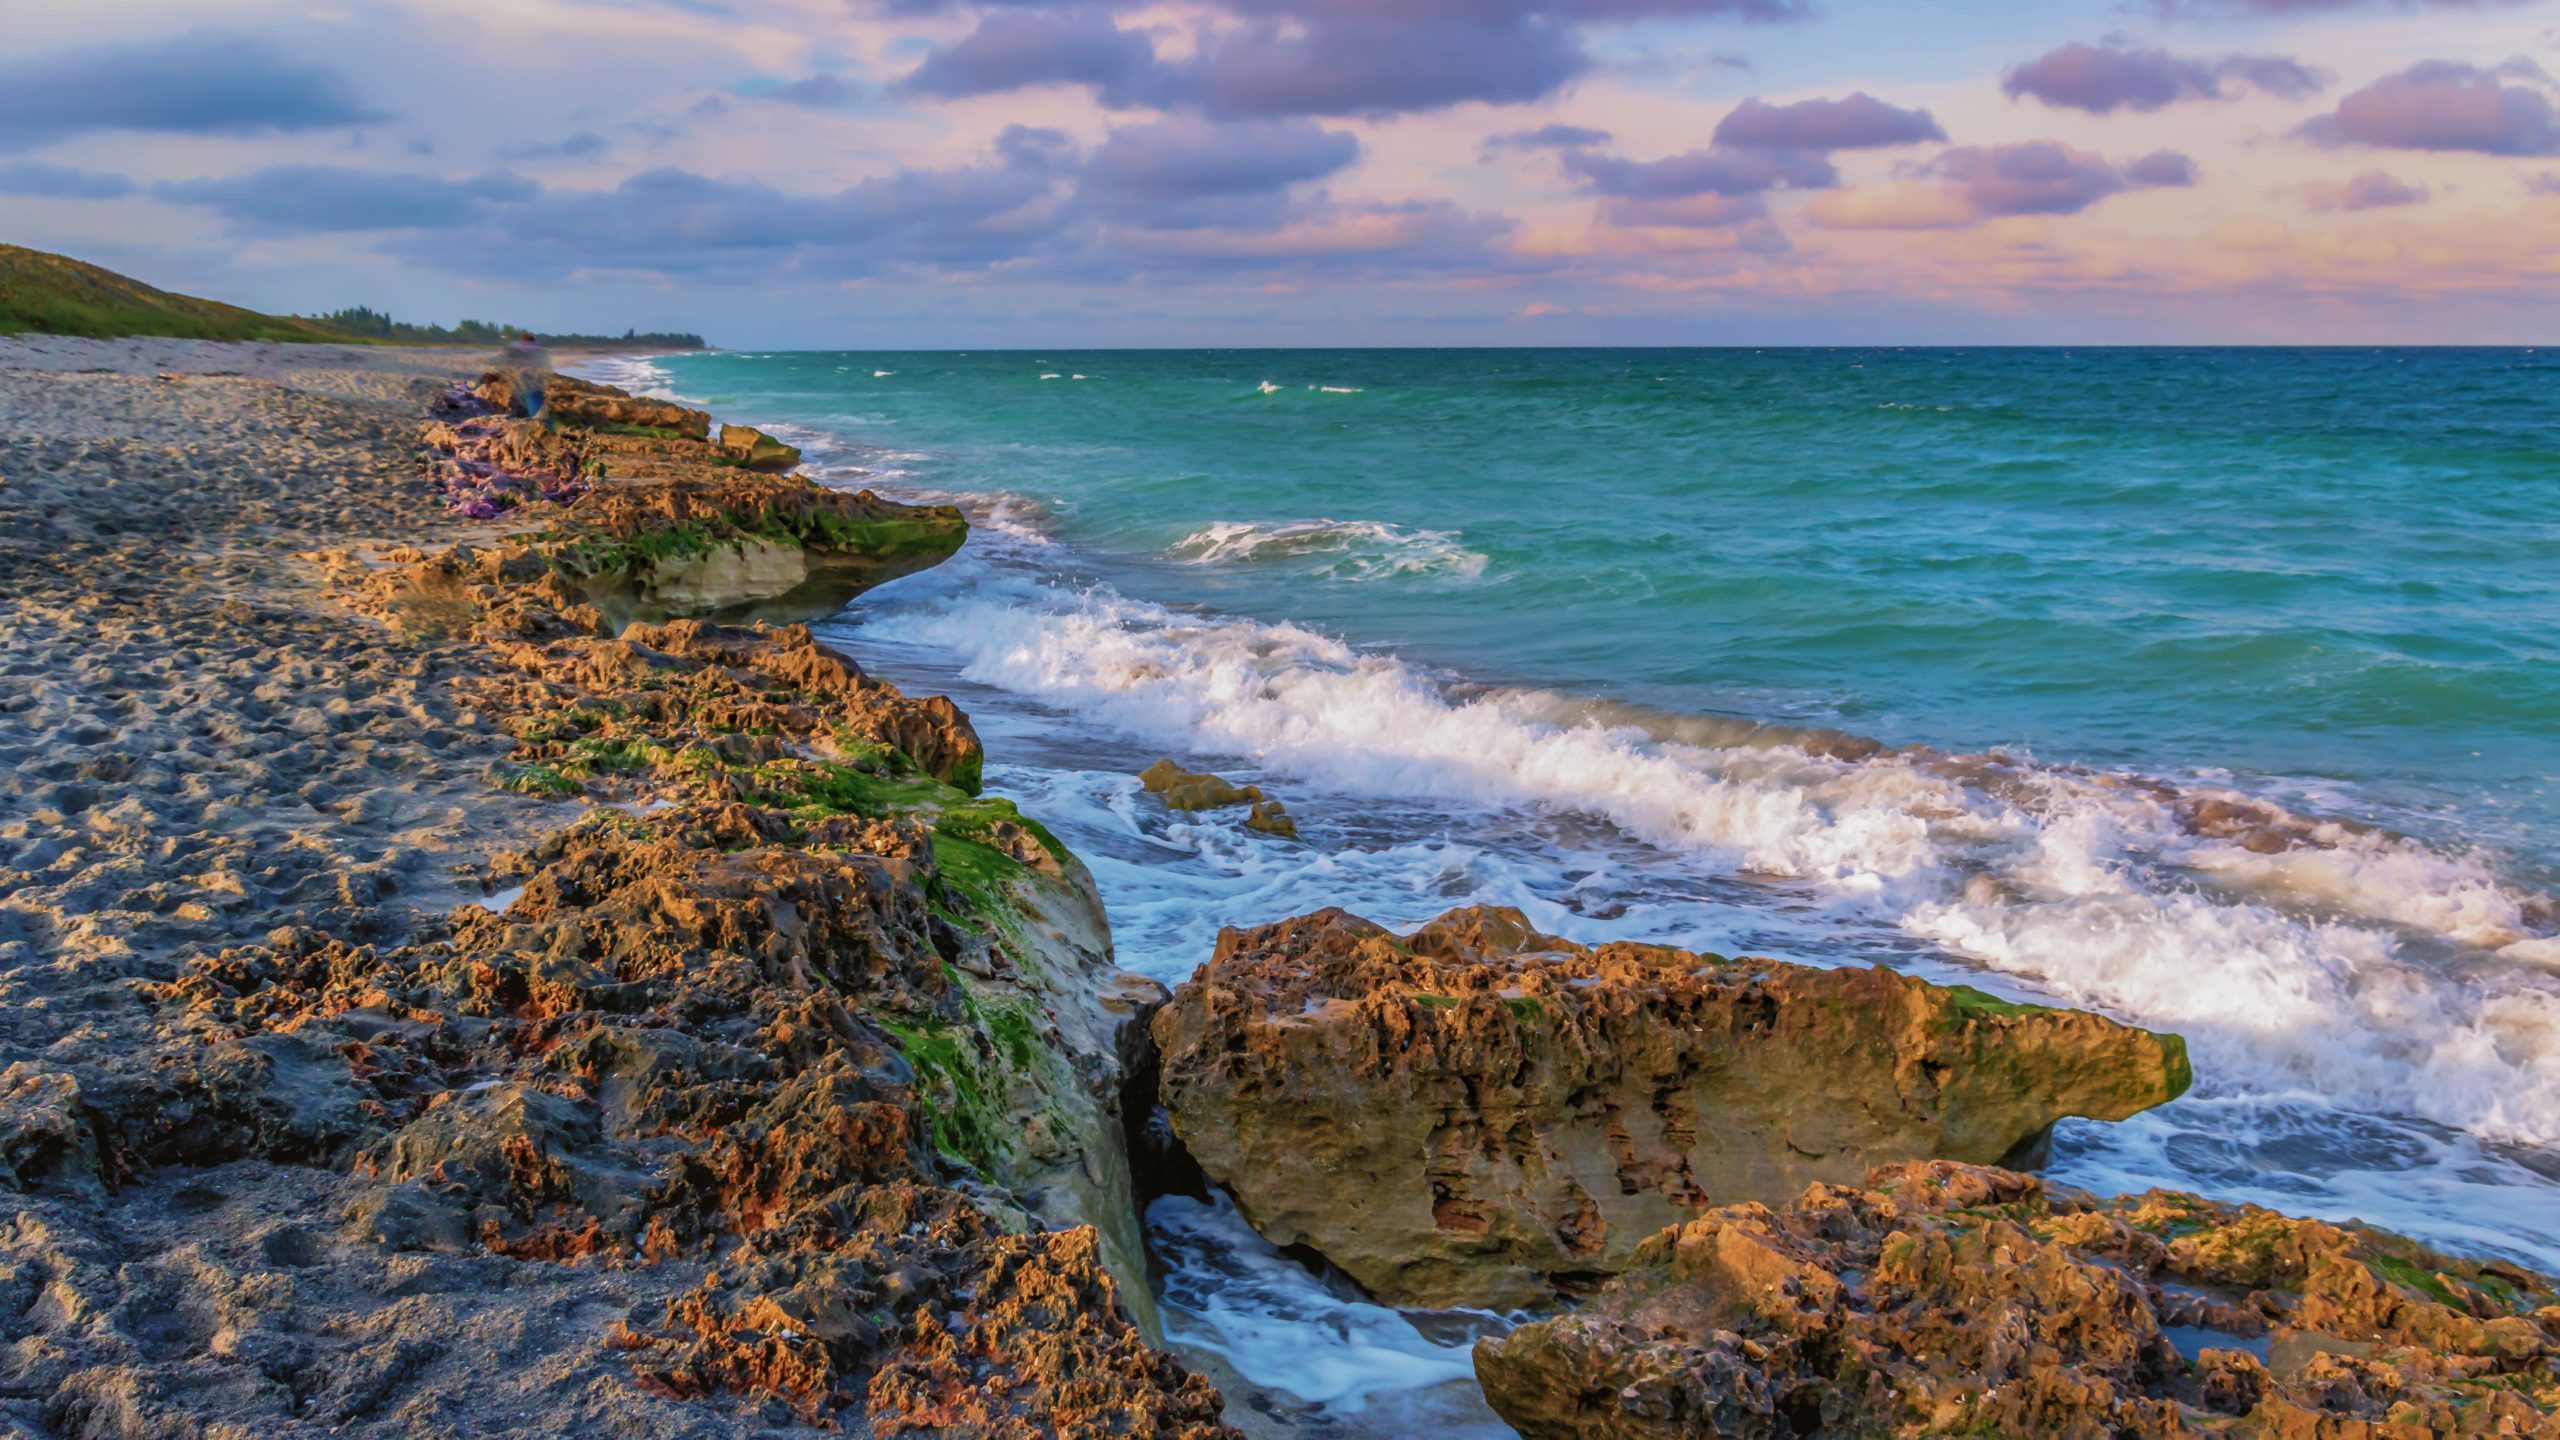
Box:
left=305, top=305, right=705, bottom=350
left=0, top=243, right=349, bottom=341
left=0, top=244, right=704, bottom=348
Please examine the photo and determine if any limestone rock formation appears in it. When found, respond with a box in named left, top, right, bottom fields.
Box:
left=1243, top=799, right=1298, bottom=839
left=1140, top=759, right=1264, bottom=811
left=718, top=423, right=803, bottom=472
left=155, top=572, right=1232, bottom=1432
left=0, top=354, right=1234, bottom=1437
left=1473, top=1160, right=2560, bottom=1439
left=546, top=471, right=965, bottom=629
left=418, top=373, right=967, bottom=627
left=1138, top=759, right=1299, bottom=837
left=537, top=373, right=713, bottom=439
left=1153, top=906, right=2192, bottom=1309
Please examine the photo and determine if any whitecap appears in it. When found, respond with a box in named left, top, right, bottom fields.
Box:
left=1171, top=519, right=1488, bottom=582
left=851, top=571, right=2560, bottom=1155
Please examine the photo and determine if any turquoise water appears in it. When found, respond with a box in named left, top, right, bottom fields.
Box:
left=654, top=346, right=2560, bottom=863
left=598, top=348, right=2560, bottom=1431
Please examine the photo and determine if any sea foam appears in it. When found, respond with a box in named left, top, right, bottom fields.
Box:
left=1172, top=519, right=1488, bottom=581
left=852, top=562, right=2560, bottom=1153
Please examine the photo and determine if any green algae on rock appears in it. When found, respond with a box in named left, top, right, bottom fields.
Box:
left=425, top=371, right=968, bottom=629
left=335, top=539, right=1226, bottom=1425
left=1473, top=1160, right=2560, bottom=1439
left=1137, top=759, right=1300, bottom=837
left=1139, top=758, right=1264, bottom=811
left=717, top=423, right=804, bottom=472
left=342, top=381, right=1223, bottom=1427
left=1152, top=906, right=2192, bottom=1310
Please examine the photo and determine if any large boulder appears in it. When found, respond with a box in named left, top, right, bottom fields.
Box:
left=1473, top=1161, right=2560, bottom=1439
left=1152, top=906, right=2192, bottom=1309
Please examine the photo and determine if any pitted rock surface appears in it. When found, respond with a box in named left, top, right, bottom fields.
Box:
left=1154, top=905, right=2191, bottom=1309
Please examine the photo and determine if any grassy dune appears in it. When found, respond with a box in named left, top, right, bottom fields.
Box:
left=0, top=244, right=358, bottom=342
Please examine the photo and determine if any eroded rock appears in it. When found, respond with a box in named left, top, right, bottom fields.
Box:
left=418, top=373, right=966, bottom=627
left=717, top=424, right=803, bottom=472
left=1154, top=906, right=2192, bottom=1308
left=1139, top=759, right=1263, bottom=811
left=0, top=370, right=1237, bottom=1437
left=535, top=373, right=712, bottom=439
left=1473, top=1160, right=2560, bottom=1439
left=1139, top=759, right=1297, bottom=837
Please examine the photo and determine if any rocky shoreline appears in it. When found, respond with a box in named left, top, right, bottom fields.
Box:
left=1, top=343, right=2552, bottom=1438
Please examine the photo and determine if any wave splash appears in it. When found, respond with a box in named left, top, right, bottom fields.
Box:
left=853, top=567, right=2560, bottom=1153
left=1172, top=519, right=1488, bottom=581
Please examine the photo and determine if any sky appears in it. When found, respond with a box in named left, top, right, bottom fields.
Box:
left=4, top=0, right=2558, bottom=345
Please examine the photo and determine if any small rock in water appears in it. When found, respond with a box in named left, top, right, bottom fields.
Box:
left=1138, top=758, right=1263, bottom=812
left=1244, top=798, right=1298, bottom=839
left=715, top=424, right=803, bottom=472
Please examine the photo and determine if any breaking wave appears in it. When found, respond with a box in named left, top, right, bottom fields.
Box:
left=1172, top=519, right=1488, bottom=581
left=853, top=567, right=2560, bottom=1154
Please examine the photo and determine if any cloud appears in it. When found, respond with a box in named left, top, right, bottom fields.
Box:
left=2297, top=169, right=2430, bottom=210
left=1484, top=124, right=1615, bottom=152
left=2003, top=39, right=2326, bottom=114
left=0, top=31, right=382, bottom=151
left=1062, top=196, right=1533, bottom=283
left=1810, top=141, right=2196, bottom=229
left=351, top=126, right=1081, bottom=280
left=1592, top=192, right=1775, bottom=227
left=1179, top=13, right=1587, bottom=117
left=900, top=7, right=1167, bottom=107
left=2147, top=0, right=2529, bottom=15
left=2124, top=150, right=2200, bottom=186
left=1077, top=117, right=1358, bottom=228
left=500, top=132, right=612, bottom=162
left=1928, top=142, right=2196, bottom=216
left=894, top=0, right=1812, bottom=118
left=0, top=161, right=137, bottom=200
left=1709, top=93, right=1945, bottom=149
left=2293, top=59, right=2560, bottom=155
left=1564, top=145, right=1837, bottom=198
left=267, top=112, right=1519, bottom=289
left=152, top=167, right=543, bottom=232
left=1799, top=182, right=1978, bottom=230
left=2524, top=173, right=2560, bottom=196
left=1539, top=90, right=1937, bottom=229
left=765, top=74, right=878, bottom=109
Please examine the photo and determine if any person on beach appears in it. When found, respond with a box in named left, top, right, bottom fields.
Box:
left=502, top=331, right=551, bottom=414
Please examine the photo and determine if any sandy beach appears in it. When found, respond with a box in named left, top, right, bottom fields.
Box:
left=0, top=339, right=687, bottom=1432
left=5, top=336, right=2552, bottom=1440
left=0, top=338, right=1234, bottom=1438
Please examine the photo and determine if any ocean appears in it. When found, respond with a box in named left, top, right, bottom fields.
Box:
left=584, top=347, right=2560, bottom=1430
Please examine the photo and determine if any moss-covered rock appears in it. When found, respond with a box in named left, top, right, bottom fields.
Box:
left=427, top=372, right=966, bottom=629
left=716, top=423, right=803, bottom=472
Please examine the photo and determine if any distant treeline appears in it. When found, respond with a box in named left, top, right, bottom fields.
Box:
left=304, top=306, right=708, bottom=350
